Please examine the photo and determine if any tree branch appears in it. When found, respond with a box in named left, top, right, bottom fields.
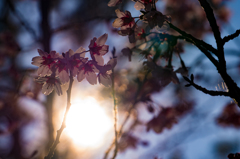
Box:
left=183, top=76, right=230, bottom=97
left=223, top=29, right=240, bottom=44
left=198, top=0, right=221, bottom=45
left=44, top=72, right=74, bottom=159
left=167, top=22, right=218, bottom=55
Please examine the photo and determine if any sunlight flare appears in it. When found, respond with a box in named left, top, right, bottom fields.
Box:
left=65, top=97, right=112, bottom=147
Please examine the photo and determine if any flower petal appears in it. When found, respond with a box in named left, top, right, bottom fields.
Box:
left=54, top=82, right=63, bottom=96
left=75, top=47, right=86, bottom=57
left=77, top=69, right=85, bottom=82
left=31, top=56, right=43, bottom=66
left=113, top=18, right=123, bottom=28
left=99, top=45, right=109, bottom=55
left=58, top=70, right=69, bottom=84
left=108, top=0, right=122, bottom=7
left=86, top=72, right=97, bottom=85
left=42, top=83, right=54, bottom=95
left=37, top=49, right=47, bottom=57
left=96, top=33, right=108, bottom=46
left=134, top=1, right=145, bottom=10
left=98, top=73, right=112, bottom=87
left=68, top=49, right=75, bottom=57
left=94, top=55, right=104, bottom=66
left=115, top=9, right=125, bottom=18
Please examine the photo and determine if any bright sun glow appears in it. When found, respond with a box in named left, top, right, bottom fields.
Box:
left=65, top=97, right=112, bottom=147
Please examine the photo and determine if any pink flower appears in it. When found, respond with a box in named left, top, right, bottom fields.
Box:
left=134, top=0, right=158, bottom=11
left=77, top=60, right=98, bottom=85
left=89, top=34, right=109, bottom=66
left=35, top=76, right=62, bottom=96
left=97, top=58, right=117, bottom=87
left=56, top=47, right=87, bottom=84
left=108, top=0, right=122, bottom=7
left=31, top=49, right=59, bottom=77
left=112, top=9, right=135, bottom=30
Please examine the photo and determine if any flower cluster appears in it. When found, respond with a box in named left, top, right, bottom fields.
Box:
left=32, top=34, right=117, bottom=96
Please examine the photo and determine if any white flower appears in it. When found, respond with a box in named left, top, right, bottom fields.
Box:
left=35, top=76, right=62, bottom=96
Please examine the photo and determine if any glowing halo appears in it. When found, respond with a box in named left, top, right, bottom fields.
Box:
left=65, top=97, right=112, bottom=147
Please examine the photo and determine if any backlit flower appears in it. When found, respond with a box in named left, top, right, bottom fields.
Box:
left=143, top=11, right=168, bottom=29
left=113, top=9, right=135, bottom=30
left=77, top=60, right=98, bottom=85
left=31, top=49, right=59, bottom=77
left=35, top=75, right=62, bottom=96
left=97, top=58, right=117, bottom=87
left=89, top=34, right=109, bottom=66
left=134, top=0, right=158, bottom=11
left=56, top=47, right=87, bottom=84
left=108, top=0, right=122, bottom=7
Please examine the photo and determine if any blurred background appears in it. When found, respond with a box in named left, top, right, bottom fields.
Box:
left=0, top=0, right=240, bottom=159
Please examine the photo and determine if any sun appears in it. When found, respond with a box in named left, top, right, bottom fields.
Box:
left=65, top=97, right=112, bottom=147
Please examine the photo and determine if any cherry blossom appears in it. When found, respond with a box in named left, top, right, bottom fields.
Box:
left=35, top=75, right=62, bottom=96
left=56, top=47, right=87, bottom=84
left=112, top=9, right=135, bottom=30
left=89, top=34, right=109, bottom=66
left=77, top=60, right=98, bottom=85
left=108, top=0, right=122, bottom=7
left=31, top=49, right=59, bottom=77
left=143, top=11, right=169, bottom=29
left=97, top=58, right=117, bottom=87
left=134, top=0, right=158, bottom=11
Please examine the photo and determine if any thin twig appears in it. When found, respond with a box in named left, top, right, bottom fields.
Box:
left=183, top=76, right=230, bottom=97
left=111, top=62, right=118, bottom=159
left=44, top=72, right=74, bottom=159
left=167, top=22, right=218, bottom=55
left=103, top=71, right=150, bottom=159
left=223, top=29, right=240, bottom=44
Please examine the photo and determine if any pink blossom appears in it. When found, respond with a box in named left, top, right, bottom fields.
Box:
left=35, top=76, right=62, bottom=96
left=113, top=9, right=135, bottom=30
left=56, top=47, right=87, bottom=84
left=134, top=0, right=158, bottom=11
left=31, top=49, right=59, bottom=77
left=97, top=58, right=117, bottom=87
left=89, top=34, right=109, bottom=66
left=108, top=0, right=122, bottom=7
left=77, top=60, right=98, bottom=85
